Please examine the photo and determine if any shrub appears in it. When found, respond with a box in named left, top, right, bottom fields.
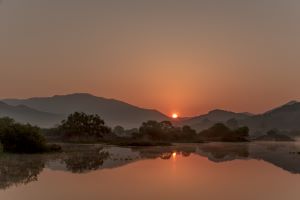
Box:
left=58, top=112, right=111, bottom=141
left=199, top=123, right=249, bottom=142
left=1, top=123, right=47, bottom=153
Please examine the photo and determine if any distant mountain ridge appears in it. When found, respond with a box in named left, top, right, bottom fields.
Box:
left=177, top=100, right=300, bottom=135
left=264, top=100, right=299, bottom=114
left=241, top=101, right=300, bottom=134
left=178, top=109, right=251, bottom=131
left=2, top=94, right=300, bottom=134
left=3, top=93, right=169, bottom=128
left=0, top=101, right=63, bottom=127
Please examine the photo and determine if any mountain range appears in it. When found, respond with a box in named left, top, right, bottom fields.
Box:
left=0, top=101, right=63, bottom=127
left=2, top=93, right=168, bottom=128
left=1, top=93, right=300, bottom=135
left=178, top=109, right=252, bottom=131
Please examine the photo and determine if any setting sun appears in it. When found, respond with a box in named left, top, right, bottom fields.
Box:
left=172, top=113, right=178, bottom=119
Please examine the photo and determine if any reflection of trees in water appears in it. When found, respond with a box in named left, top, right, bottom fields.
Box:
left=197, top=144, right=249, bottom=161
left=63, top=147, right=110, bottom=173
left=0, top=145, right=111, bottom=190
left=133, top=145, right=197, bottom=160
left=0, top=155, right=44, bottom=189
left=1, top=143, right=300, bottom=191
left=250, top=143, right=300, bottom=174
left=196, top=143, right=300, bottom=174
left=160, top=153, right=172, bottom=159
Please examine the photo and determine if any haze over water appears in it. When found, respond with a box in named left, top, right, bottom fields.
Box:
left=1, top=142, right=300, bottom=200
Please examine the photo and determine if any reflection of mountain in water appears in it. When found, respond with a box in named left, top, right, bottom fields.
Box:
left=249, top=143, right=300, bottom=174
left=1, top=143, right=300, bottom=190
left=196, top=142, right=300, bottom=174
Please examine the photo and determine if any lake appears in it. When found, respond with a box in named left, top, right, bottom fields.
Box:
left=0, top=142, right=300, bottom=200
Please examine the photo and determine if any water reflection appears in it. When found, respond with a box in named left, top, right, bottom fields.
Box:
left=195, top=142, right=300, bottom=174
left=0, top=155, right=44, bottom=189
left=0, top=142, right=300, bottom=190
left=196, top=143, right=249, bottom=162
left=63, top=147, right=109, bottom=173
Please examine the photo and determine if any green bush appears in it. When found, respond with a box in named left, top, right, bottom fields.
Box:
left=199, top=123, right=249, bottom=142
left=58, top=112, right=111, bottom=141
left=1, top=123, right=47, bottom=153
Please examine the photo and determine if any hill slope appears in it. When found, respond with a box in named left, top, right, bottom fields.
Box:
left=0, top=101, right=63, bottom=127
left=241, top=101, right=300, bottom=133
left=3, top=93, right=169, bottom=128
left=179, top=109, right=251, bottom=131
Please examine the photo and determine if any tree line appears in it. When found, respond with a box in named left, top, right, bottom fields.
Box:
left=0, top=112, right=250, bottom=153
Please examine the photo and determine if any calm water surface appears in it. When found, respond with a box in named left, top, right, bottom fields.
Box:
left=0, top=142, right=300, bottom=200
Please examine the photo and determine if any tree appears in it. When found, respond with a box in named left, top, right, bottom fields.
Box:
left=1, top=123, right=47, bottom=153
left=0, top=117, right=15, bottom=138
left=139, top=120, right=164, bottom=140
left=200, top=123, right=231, bottom=138
left=180, top=125, right=197, bottom=140
left=139, top=120, right=176, bottom=141
left=234, top=126, right=249, bottom=137
left=59, top=112, right=111, bottom=139
left=199, top=123, right=249, bottom=142
left=113, top=126, right=125, bottom=136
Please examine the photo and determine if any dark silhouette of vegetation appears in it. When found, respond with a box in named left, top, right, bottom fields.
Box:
left=51, top=116, right=250, bottom=145
left=113, top=125, right=125, bottom=136
left=0, top=117, right=14, bottom=138
left=255, top=129, right=295, bottom=141
left=0, top=113, right=254, bottom=149
left=0, top=118, right=44, bottom=153
left=58, top=112, right=111, bottom=142
left=112, top=126, right=138, bottom=137
left=137, top=120, right=198, bottom=142
left=1, top=123, right=46, bottom=153
left=108, top=120, right=200, bottom=146
left=199, top=123, right=249, bottom=142
left=139, top=120, right=175, bottom=141
left=0, top=117, right=61, bottom=153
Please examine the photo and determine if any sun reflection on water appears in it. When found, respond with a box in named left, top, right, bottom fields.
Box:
left=172, top=152, right=177, bottom=159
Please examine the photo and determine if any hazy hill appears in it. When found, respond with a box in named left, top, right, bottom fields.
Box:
left=0, top=101, right=63, bottom=127
left=241, top=101, right=300, bottom=134
left=180, top=101, right=300, bottom=135
left=2, top=94, right=300, bottom=132
left=179, top=109, right=251, bottom=131
left=3, top=93, right=169, bottom=128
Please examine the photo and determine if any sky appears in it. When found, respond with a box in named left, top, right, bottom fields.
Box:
left=1, top=0, right=300, bottom=117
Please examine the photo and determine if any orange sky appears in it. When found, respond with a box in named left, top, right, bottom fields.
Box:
left=1, top=0, right=300, bottom=116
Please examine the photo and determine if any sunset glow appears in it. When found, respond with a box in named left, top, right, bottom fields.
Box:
left=1, top=1, right=300, bottom=200
left=172, top=113, right=178, bottom=119
left=172, top=152, right=177, bottom=159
